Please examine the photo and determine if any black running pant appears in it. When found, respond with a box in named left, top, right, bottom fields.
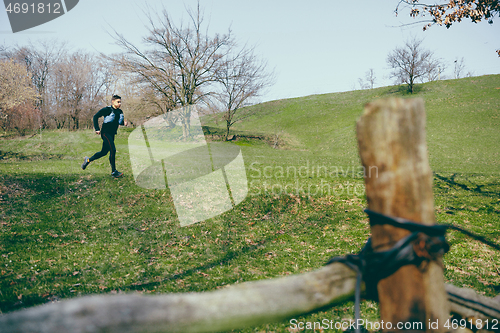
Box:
left=89, top=132, right=116, bottom=172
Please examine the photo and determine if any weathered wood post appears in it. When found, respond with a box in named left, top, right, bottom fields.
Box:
left=356, top=98, right=449, bottom=331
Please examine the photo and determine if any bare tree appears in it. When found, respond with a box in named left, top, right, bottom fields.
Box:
left=108, top=65, right=178, bottom=127
left=214, top=47, right=274, bottom=140
left=8, top=102, right=41, bottom=136
left=424, top=56, right=445, bottom=82
left=454, top=57, right=466, bottom=79
left=387, top=37, right=444, bottom=93
left=357, top=77, right=368, bottom=90
left=123, top=84, right=177, bottom=126
left=357, top=69, right=376, bottom=90
left=365, top=68, right=376, bottom=89
left=0, top=59, right=38, bottom=132
left=110, top=3, right=235, bottom=138
left=1, top=40, right=67, bottom=128
left=52, top=52, right=111, bottom=130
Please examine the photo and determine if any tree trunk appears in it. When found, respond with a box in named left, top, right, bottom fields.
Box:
left=181, top=106, right=192, bottom=139
left=225, top=120, right=231, bottom=141
left=356, top=98, right=449, bottom=332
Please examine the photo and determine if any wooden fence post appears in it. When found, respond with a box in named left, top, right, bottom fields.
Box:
left=356, top=98, right=449, bottom=332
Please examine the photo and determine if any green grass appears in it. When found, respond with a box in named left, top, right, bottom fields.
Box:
left=1, top=76, right=499, bottom=332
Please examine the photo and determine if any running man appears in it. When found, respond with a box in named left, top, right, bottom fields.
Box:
left=81, top=95, right=128, bottom=178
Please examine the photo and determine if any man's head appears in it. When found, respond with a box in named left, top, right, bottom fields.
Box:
left=111, top=95, right=122, bottom=109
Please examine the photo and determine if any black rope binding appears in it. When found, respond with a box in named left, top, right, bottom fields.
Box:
left=326, top=208, right=500, bottom=333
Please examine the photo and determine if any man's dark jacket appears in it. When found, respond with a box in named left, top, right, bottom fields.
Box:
left=93, top=106, right=124, bottom=135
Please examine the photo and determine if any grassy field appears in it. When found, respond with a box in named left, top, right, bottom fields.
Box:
left=1, top=75, right=499, bottom=332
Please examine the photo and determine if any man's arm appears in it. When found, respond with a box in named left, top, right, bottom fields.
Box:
left=93, top=107, right=107, bottom=134
left=118, top=111, right=128, bottom=127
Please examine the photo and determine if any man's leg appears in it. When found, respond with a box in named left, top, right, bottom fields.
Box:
left=88, top=133, right=111, bottom=163
left=105, top=133, right=117, bottom=172
left=105, top=134, right=123, bottom=178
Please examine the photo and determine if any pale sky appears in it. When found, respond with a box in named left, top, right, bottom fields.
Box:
left=1, top=0, right=499, bottom=102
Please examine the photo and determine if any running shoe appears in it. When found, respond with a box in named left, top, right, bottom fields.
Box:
left=111, top=170, right=123, bottom=178
left=81, top=156, right=90, bottom=170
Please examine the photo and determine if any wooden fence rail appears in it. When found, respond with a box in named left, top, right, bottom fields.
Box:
left=0, top=263, right=357, bottom=333
left=0, top=263, right=498, bottom=332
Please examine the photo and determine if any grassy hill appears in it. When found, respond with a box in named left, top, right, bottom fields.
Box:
left=204, top=74, right=500, bottom=174
left=0, top=75, right=499, bottom=331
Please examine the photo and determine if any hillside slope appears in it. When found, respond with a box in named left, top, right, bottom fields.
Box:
left=204, top=75, right=500, bottom=173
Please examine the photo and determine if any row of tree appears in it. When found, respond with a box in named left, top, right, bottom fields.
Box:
left=0, top=5, right=275, bottom=138
left=0, top=42, right=116, bottom=135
